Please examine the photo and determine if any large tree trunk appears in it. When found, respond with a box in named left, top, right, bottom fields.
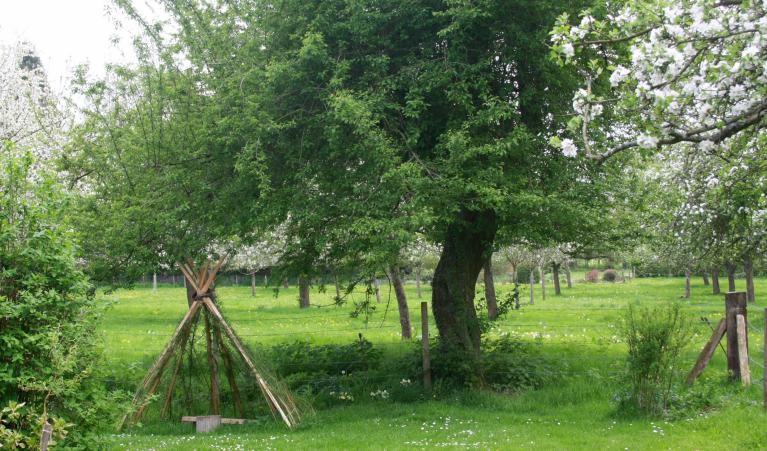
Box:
left=389, top=265, right=412, bottom=339
left=529, top=269, right=535, bottom=305
left=283, top=278, right=289, bottom=289
left=251, top=273, right=257, bottom=297
left=538, top=266, right=546, bottom=300
left=510, top=264, right=517, bottom=284
left=702, top=273, right=709, bottom=286
left=565, top=263, right=572, bottom=288
left=431, top=210, right=496, bottom=359
left=684, top=267, right=691, bottom=299
left=483, top=258, right=498, bottom=319
left=298, top=276, right=310, bottom=308
left=726, top=262, right=736, bottom=292
left=415, top=267, right=423, bottom=299
left=552, top=262, right=561, bottom=295
left=712, top=268, right=720, bottom=295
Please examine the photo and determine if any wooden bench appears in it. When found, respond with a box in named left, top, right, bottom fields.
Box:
left=181, top=415, right=247, bottom=433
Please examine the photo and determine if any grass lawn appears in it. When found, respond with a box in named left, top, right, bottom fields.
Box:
left=101, top=275, right=767, bottom=450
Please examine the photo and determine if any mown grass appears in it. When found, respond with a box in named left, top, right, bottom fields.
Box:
left=102, top=274, right=767, bottom=450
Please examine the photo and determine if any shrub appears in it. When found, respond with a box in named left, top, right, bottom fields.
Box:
left=516, top=267, right=535, bottom=284
left=603, top=269, right=619, bottom=282
left=616, top=302, right=692, bottom=416
left=421, top=334, right=556, bottom=393
left=0, top=148, right=125, bottom=447
left=585, top=269, right=600, bottom=282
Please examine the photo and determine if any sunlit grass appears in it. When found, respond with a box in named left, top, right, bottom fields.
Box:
left=103, top=275, right=767, bottom=450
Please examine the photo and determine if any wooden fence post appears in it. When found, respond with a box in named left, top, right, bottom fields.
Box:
left=725, top=292, right=747, bottom=380
left=736, top=314, right=751, bottom=386
left=40, top=422, right=52, bottom=451
left=421, top=301, right=432, bottom=392
left=764, top=308, right=766, bottom=409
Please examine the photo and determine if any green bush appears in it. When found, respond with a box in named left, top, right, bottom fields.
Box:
left=0, top=148, right=126, bottom=447
left=616, top=302, right=692, bottom=416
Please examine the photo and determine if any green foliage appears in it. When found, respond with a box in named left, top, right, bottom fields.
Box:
left=617, top=302, right=692, bottom=417
left=0, top=401, right=68, bottom=450
left=0, top=147, right=127, bottom=447
left=266, top=336, right=384, bottom=406
left=475, top=285, right=520, bottom=333
left=423, top=334, right=555, bottom=393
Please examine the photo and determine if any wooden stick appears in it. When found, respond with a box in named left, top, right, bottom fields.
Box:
left=160, top=353, right=184, bottom=419
left=736, top=314, right=751, bottom=386
left=726, top=292, right=747, bottom=380
left=421, top=302, right=432, bottom=391
left=201, top=297, right=297, bottom=428
left=178, top=263, right=200, bottom=294
left=197, top=260, right=210, bottom=292
left=216, top=327, right=244, bottom=417
left=198, top=255, right=227, bottom=295
left=119, top=301, right=202, bottom=430
left=686, top=318, right=727, bottom=384
left=204, top=313, right=222, bottom=415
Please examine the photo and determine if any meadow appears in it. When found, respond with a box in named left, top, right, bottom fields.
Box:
left=102, top=275, right=767, bottom=450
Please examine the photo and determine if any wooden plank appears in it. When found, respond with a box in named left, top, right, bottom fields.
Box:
left=736, top=314, right=751, bottom=386
left=195, top=415, right=221, bottom=433
left=685, top=318, right=726, bottom=384
left=181, top=416, right=248, bottom=425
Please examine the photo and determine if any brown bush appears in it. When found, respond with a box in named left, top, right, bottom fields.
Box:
left=585, top=269, right=600, bottom=283
left=603, top=269, right=619, bottom=282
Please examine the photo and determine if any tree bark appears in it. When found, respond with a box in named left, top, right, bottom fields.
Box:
left=283, top=278, right=289, bottom=289
left=483, top=258, right=498, bottom=319
left=373, top=277, right=382, bottom=303
left=538, top=266, right=546, bottom=301
left=726, top=262, right=737, bottom=292
left=298, top=276, right=310, bottom=308
left=251, top=273, right=256, bottom=297
left=745, top=257, right=755, bottom=303
left=152, top=272, right=158, bottom=292
left=389, top=265, right=412, bottom=339
left=431, top=209, right=496, bottom=359
left=552, top=262, right=561, bottom=295
left=702, top=273, right=709, bottom=286
left=529, top=269, right=535, bottom=305
left=334, top=274, right=342, bottom=300
left=712, top=268, right=721, bottom=295
left=510, top=264, right=517, bottom=284
left=565, top=262, right=572, bottom=288
left=684, top=267, right=691, bottom=299
left=415, top=267, right=423, bottom=299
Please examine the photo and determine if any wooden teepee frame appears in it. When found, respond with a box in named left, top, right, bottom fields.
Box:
left=119, top=256, right=300, bottom=430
